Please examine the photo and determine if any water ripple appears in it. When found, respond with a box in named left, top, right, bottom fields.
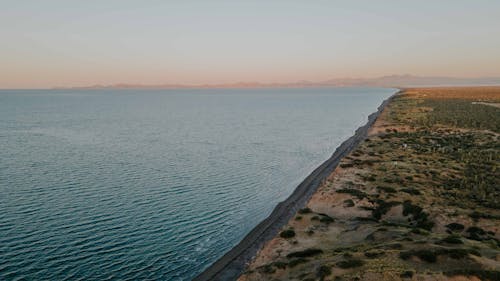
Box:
left=0, top=88, right=394, bottom=280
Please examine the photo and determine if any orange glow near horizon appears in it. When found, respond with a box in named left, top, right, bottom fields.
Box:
left=1, top=1, right=500, bottom=89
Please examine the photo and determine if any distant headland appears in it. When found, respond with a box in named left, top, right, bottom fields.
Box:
left=53, top=75, right=500, bottom=90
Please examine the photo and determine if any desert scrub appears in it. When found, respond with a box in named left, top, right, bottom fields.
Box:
left=336, top=188, right=368, bottom=199
left=400, top=270, right=414, bottom=278
left=377, top=186, right=397, bottom=193
left=298, top=207, right=312, bottom=214
left=469, top=211, right=500, bottom=220
left=271, top=261, right=287, bottom=269
left=399, top=248, right=480, bottom=262
left=417, top=99, right=500, bottom=132
left=280, top=229, right=296, bottom=239
left=399, top=249, right=437, bottom=262
left=466, top=226, right=488, bottom=241
left=372, top=200, right=401, bottom=220
left=286, top=248, right=323, bottom=258
left=440, top=234, right=463, bottom=244
left=288, top=258, right=308, bottom=267
left=364, top=250, right=385, bottom=258
left=317, top=265, right=331, bottom=279
left=318, top=213, right=335, bottom=224
left=402, top=200, right=434, bottom=230
left=336, top=259, right=364, bottom=268
left=444, top=269, right=500, bottom=280
left=258, top=264, right=276, bottom=274
left=400, top=188, right=421, bottom=195
left=343, top=199, right=355, bottom=208
left=446, top=222, right=465, bottom=232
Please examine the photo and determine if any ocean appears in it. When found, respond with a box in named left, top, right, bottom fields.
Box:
left=0, top=87, right=394, bottom=280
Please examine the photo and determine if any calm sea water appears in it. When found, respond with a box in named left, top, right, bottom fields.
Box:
left=0, top=88, right=394, bottom=280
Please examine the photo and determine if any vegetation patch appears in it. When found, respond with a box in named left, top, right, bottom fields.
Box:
left=364, top=250, right=385, bottom=258
left=399, top=249, right=437, bottom=263
left=336, top=188, right=368, bottom=199
left=343, top=199, right=355, bottom=207
left=317, top=265, right=331, bottom=279
left=402, top=200, right=434, bottom=230
left=400, top=270, right=414, bottom=278
left=280, top=229, right=296, bottom=239
left=298, top=207, right=312, bottom=214
left=318, top=214, right=335, bottom=224
left=377, top=186, right=397, bottom=193
left=466, top=226, right=488, bottom=241
left=444, top=269, right=500, bottom=281
left=271, top=261, right=287, bottom=269
left=440, top=234, right=463, bottom=244
left=400, top=247, right=480, bottom=262
left=336, top=259, right=364, bottom=269
left=288, top=258, right=308, bottom=268
left=470, top=211, right=500, bottom=220
left=372, top=200, right=401, bottom=220
left=287, top=248, right=323, bottom=258
left=400, top=188, right=421, bottom=195
left=446, top=223, right=465, bottom=232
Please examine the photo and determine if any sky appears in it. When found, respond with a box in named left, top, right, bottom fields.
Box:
left=1, top=0, right=500, bottom=88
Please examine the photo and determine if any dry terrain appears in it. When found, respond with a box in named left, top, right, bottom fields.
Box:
left=238, top=87, right=500, bottom=281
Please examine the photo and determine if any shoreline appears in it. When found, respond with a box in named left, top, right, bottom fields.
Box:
left=194, top=90, right=400, bottom=281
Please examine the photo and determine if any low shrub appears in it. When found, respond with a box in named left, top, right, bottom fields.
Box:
left=317, top=265, right=331, bottom=279
left=344, top=199, right=355, bottom=207
left=441, top=235, right=463, bottom=244
left=318, top=214, right=335, bottom=224
left=377, top=186, right=397, bottom=193
left=372, top=200, right=401, bottom=220
left=336, top=259, right=364, bottom=268
left=298, top=207, right=312, bottom=214
left=336, top=188, right=368, bottom=199
left=401, top=188, right=421, bottom=195
left=446, top=223, right=465, bottom=232
left=400, top=270, right=414, bottom=278
left=288, top=258, right=308, bottom=268
left=280, top=229, right=296, bottom=239
left=364, top=250, right=385, bottom=258
left=400, top=249, right=437, bottom=263
left=287, top=248, right=323, bottom=258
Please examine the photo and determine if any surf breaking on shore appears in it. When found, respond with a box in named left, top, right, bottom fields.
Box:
left=194, top=91, right=398, bottom=281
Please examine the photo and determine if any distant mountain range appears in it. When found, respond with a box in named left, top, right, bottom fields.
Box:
left=55, top=75, right=500, bottom=89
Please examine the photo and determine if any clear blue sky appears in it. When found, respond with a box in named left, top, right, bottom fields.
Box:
left=1, top=0, right=499, bottom=88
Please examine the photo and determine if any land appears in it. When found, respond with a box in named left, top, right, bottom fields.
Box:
left=53, top=75, right=500, bottom=90
left=238, top=87, right=500, bottom=281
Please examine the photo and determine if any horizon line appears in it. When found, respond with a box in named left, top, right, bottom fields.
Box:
left=2, top=74, right=500, bottom=90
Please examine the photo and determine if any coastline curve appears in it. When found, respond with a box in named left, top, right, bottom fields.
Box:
left=194, top=90, right=400, bottom=281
